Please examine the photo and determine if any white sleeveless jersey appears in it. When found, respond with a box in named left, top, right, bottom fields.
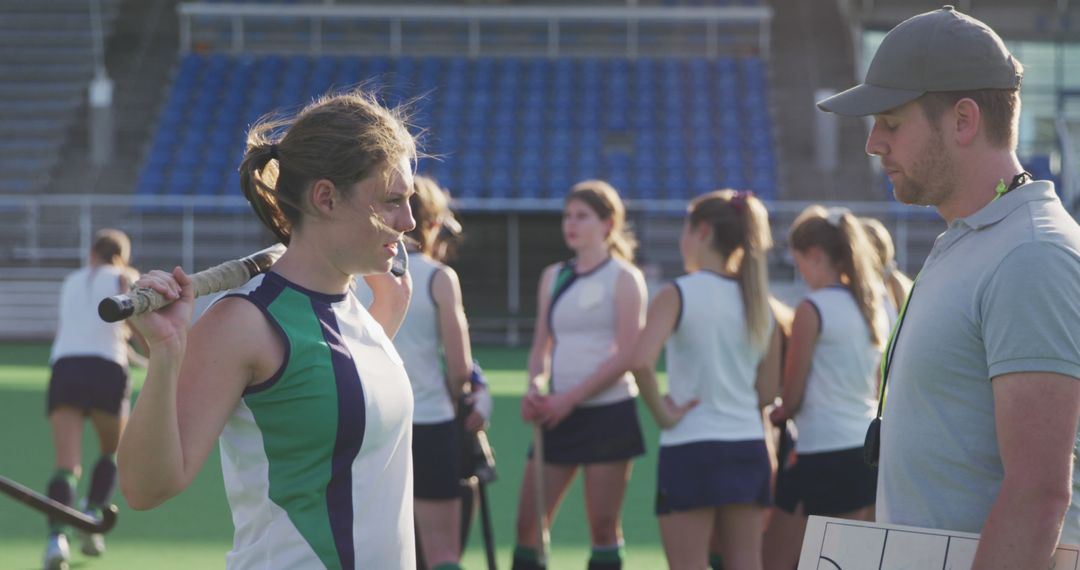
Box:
left=51, top=265, right=130, bottom=366
left=795, top=286, right=887, bottom=453
left=392, top=253, right=455, bottom=424
left=662, top=271, right=774, bottom=446
left=218, top=272, right=415, bottom=570
left=549, top=257, right=639, bottom=406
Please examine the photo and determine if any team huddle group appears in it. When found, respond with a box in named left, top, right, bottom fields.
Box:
left=37, top=5, right=1080, bottom=570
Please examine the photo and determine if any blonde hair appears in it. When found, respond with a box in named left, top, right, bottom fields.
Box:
left=859, top=217, right=895, bottom=273
left=566, top=180, right=637, bottom=262
left=687, top=189, right=773, bottom=350
left=239, top=90, right=417, bottom=244
left=408, top=175, right=454, bottom=258
left=91, top=229, right=131, bottom=268
left=790, top=206, right=886, bottom=347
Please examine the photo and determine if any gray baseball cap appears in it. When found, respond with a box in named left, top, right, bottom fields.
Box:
left=817, top=5, right=1022, bottom=116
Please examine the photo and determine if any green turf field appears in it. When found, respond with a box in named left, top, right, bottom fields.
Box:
left=0, top=343, right=671, bottom=569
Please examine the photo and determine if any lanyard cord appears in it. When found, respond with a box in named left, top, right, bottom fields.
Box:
left=876, top=280, right=916, bottom=418
left=876, top=171, right=1033, bottom=417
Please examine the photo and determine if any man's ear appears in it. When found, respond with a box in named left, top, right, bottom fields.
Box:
left=309, top=179, right=337, bottom=216
left=952, top=98, right=981, bottom=147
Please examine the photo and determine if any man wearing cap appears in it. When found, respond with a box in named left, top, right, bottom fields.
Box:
left=818, top=5, right=1080, bottom=567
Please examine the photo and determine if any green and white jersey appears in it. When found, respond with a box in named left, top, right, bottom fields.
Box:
left=218, top=272, right=415, bottom=569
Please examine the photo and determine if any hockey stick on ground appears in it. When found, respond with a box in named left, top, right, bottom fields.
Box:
left=98, top=243, right=287, bottom=323
left=0, top=475, right=118, bottom=534
left=532, top=424, right=550, bottom=568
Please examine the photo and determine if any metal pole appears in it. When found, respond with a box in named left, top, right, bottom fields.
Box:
left=27, top=200, right=40, bottom=263
left=469, top=19, right=481, bottom=58
left=391, top=18, right=402, bottom=57
left=706, top=19, right=719, bottom=59
left=80, top=197, right=92, bottom=257
left=232, top=15, right=244, bottom=55
left=507, top=214, right=520, bottom=347
left=180, top=13, right=191, bottom=54
left=896, top=217, right=909, bottom=274
left=183, top=204, right=195, bottom=272
left=548, top=18, right=559, bottom=59
left=311, top=16, right=322, bottom=56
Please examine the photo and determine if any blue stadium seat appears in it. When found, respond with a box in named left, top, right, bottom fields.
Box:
left=140, top=53, right=776, bottom=205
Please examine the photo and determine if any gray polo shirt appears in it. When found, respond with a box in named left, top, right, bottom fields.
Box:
left=878, top=181, right=1080, bottom=543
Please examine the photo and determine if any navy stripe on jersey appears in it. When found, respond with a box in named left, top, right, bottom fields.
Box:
left=223, top=275, right=291, bottom=396
left=313, top=300, right=367, bottom=570
left=672, top=282, right=685, bottom=332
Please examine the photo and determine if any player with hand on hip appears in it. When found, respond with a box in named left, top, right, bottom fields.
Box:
left=631, top=189, right=781, bottom=570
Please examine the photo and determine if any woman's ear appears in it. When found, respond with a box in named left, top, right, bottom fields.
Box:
left=309, top=179, right=337, bottom=216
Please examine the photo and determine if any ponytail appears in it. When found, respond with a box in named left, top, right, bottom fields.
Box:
left=238, top=89, right=418, bottom=246
left=836, top=213, right=887, bottom=348
left=91, top=228, right=131, bottom=268
left=688, top=190, right=773, bottom=350
left=790, top=206, right=886, bottom=347
left=239, top=130, right=295, bottom=245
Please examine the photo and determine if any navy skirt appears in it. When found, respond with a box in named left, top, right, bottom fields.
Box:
left=655, top=439, right=772, bottom=515
left=528, top=398, right=645, bottom=465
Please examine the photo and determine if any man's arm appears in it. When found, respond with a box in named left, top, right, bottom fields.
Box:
left=972, top=372, right=1079, bottom=569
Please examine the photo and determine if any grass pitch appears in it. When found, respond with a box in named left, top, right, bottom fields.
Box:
left=0, top=343, right=671, bottom=569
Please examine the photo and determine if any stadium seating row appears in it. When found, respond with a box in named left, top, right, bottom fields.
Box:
left=137, top=54, right=776, bottom=206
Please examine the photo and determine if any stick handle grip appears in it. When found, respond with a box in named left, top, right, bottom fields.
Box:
left=98, top=244, right=286, bottom=323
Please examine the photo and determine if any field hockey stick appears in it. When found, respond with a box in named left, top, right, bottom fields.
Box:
left=98, top=243, right=287, bottom=322
left=476, top=475, right=497, bottom=570
left=0, top=475, right=118, bottom=534
left=532, top=424, right=550, bottom=568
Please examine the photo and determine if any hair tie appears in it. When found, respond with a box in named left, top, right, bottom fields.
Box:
left=269, top=144, right=280, bottom=161
left=825, top=206, right=850, bottom=227
left=730, top=190, right=755, bottom=212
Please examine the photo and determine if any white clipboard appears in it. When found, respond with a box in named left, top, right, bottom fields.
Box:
left=798, top=515, right=1080, bottom=570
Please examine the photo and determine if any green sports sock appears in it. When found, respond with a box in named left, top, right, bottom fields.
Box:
left=431, top=564, right=463, bottom=570
left=46, top=469, right=78, bottom=536
left=588, top=543, right=624, bottom=570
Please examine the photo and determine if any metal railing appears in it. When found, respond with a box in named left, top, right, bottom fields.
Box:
left=178, top=3, right=773, bottom=59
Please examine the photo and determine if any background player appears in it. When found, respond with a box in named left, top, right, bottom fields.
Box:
left=43, top=228, right=143, bottom=569
left=632, top=189, right=781, bottom=570
left=513, top=180, right=647, bottom=570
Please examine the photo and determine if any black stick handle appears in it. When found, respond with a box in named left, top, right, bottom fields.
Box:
left=0, top=475, right=118, bottom=534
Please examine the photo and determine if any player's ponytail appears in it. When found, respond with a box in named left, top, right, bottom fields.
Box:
left=409, top=175, right=455, bottom=258
left=790, top=206, right=886, bottom=347
left=239, top=89, right=417, bottom=246
left=91, top=228, right=131, bottom=269
left=688, top=190, right=773, bottom=350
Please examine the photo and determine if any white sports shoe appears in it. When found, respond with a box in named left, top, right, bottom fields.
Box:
left=80, top=529, right=106, bottom=557
left=77, top=505, right=106, bottom=556
left=43, top=533, right=70, bottom=570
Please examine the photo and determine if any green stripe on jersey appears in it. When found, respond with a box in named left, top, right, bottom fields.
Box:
left=245, top=286, right=342, bottom=569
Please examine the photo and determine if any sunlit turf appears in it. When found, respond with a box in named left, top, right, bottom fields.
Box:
left=0, top=343, right=671, bottom=569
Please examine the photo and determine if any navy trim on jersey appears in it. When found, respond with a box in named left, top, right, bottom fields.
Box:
left=226, top=275, right=291, bottom=397
left=804, top=299, right=823, bottom=335
left=268, top=271, right=348, bottom=304
left=314, top=300, right=367, bottom=570
left=672, top=282, right=685, bottom=332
